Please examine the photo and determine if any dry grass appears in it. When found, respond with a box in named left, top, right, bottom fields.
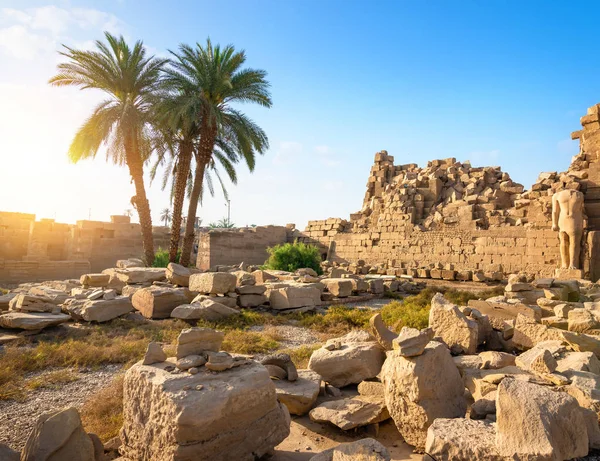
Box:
left=222, top=330, right=279, bottom=355
left=291, top=305, right=373, bottom=335
left=278, top=343, right=322, bottom=369
left=81, top=375, right=124, bottom=441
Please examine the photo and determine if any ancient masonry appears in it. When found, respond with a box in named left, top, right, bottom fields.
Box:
left=299, top=103, right=600, bottom=280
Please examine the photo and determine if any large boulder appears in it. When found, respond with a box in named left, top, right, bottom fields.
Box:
left=496, top=378, right=589, bottom=460
left=116, top=267, right=167, bottom=284
left=170, top=299, right=238, bottom=322
left=309, top=396, right=389, bottom=430
left=21, top=407, right=96, bottom=461
left=166, top=263, right=193, bottom=287
left=512, top=314, right=565, bottom=350
left=175, top=328, right=224, bottom=358
left=274, top=369, right=321, bottom=415
left=189, top=272, right=236, bottom=295
left=132, top=286, right=189, bottom=319
left=429, top=293, right=478, bottom=354
left=308, top=331, right=385, bottom=387
left=0, top=312, right=70, bottom=330
left=321, top=278, right=353, bottom=298
left=380, top=341, right=466, bottom=450
left=79, top=296, right=133, bottom=322
left=425, top=418, right=505, bottom=461
left=268, top=285, right=322, bottom=310
left=120, top=359, right=290, bottom=461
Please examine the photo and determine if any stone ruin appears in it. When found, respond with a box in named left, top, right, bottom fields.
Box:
left=299, top=102, right=600, bottom=281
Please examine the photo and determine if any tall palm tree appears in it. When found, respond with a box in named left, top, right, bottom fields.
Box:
left=160, top=208, right=172, bottom=227
left=166, top=39, right=272, bottom=266
left=49, top=32, right=166, bottom=266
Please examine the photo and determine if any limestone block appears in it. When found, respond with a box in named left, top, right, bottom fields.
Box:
left=269, top=285, right=321, bottom=310
left=166, top=263, right=192, bottom=287
left=429, top=293, right=478, bottom=355
left=0, top=312, right=70, bottom=330
left=80, top=296, right=133, bottom=322
left=321, top=278, right=353, bottom=298
left=80, top=273, right=110, bottom=287
left=189, top=272, right=237, bottom=295
left=116, top=268, right=167, bottom=284
left=274, top=369, right=321, bottom=415
left=132, top=286, right=189, bottom=319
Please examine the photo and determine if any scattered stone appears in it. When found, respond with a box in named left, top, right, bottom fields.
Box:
left=429, top=293, right=478, bottom=355
left=166, top=262, right=192, bottom=286
left=309, top=438, right=390, bottom=461
left=0, top=312, right=70, bottom=330
left=9, top=294, right=57, bottom=313
left=80, top=273, right=110, bottom=287
left=261, top=353, right=298, bottom=381
left=268, top=285, right=322, bottom=310
left=205, top=351, right=234, bottom=371
left=392, top=326, right=433, bottom=357
left=176, top=354, right=207, bottom=370
left=171, top=299, right=238, bottom=321
left=274, top=369, right=321, bottom=415
left=515, top=347, right=558, bottom=374
left=556, top=351, right=600, bottom=374
left=308, top=330, right=385, bottom=388
left=116, top=267, right=167, bottom=284
left=321, top=278, right=353, bottom=298
left=143, top=342, right=167, bottom=365
left=369, top=313, right=397, bottom=350
left=176, top=328, right=224, bottom=358
left=132, top=286, right=189, bottom=319
left=189, top=272, right=236, bottom=295
left=309, top=396, right=389, bottom=430
left=512, top=314, right=565, bottom=350
left=381, top=341, right=466, bottom=449
left=79, top=296, right=133, bottom=322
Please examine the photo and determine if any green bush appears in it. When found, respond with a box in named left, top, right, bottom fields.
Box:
left=152, top=247, right=180, bottom=268
left=263, top=242, right=323, bottom=275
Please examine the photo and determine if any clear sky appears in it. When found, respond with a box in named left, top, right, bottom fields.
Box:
left=0, top=1, right=597, bottom=229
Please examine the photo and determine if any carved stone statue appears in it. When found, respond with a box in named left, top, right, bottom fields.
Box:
left=552, top=189, right=585, bottom=269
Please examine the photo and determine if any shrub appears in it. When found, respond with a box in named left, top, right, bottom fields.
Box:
left=152, top=247, right=180, bottom=267
left=295, top=305, right=372, bottom=335
left=263, top=242, right=323, bottom=275
left=81, top=375, right=124, bottom=441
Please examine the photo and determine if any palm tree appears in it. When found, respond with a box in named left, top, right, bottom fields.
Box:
left=49, top=32, right=167, bottom=266
left=160, top=208, right=172, bottom=227
left=166, top=39, right=272, bottom=266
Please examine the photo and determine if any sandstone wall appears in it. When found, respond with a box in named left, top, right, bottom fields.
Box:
left=196, top=226, right=292, bottom=270
left=0, top=260, right=91, bottom=284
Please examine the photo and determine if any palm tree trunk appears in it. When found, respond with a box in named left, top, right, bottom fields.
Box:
left=168, top=140, right=193, bottom=263
left=179, top=155, right=208, bottom=267
left=125, top=137, right=155, bottom=266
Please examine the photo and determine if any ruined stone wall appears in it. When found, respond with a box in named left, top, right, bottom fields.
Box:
left=299, top=104, right=600, bottom=279
left=0, top=212, right=35, bottom=261
left=196, top=225, right=292, bottom=270
left=0, top=260, right=91, bottom=284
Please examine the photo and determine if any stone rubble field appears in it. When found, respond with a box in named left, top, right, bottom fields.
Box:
left=2, top=259, right=600, bottom=460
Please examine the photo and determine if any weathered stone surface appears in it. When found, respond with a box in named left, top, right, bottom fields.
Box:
left=392, top=326, right=433, bottom=357
left=166, top=263, right=192, bottom=286
left=237, top=294, right=267, bottom=307
left=309, top=438, right=390, bottom=461
left=116, top=258, right=145, bottom=268
left=496, top=378, right=589, bottom=460
left=205, top=351, right=235, bottom=371
left=309, top=396, right=388, bottom=430
left=261, top=353, right=298, bottom=381
left=369, top=313, right=397, bottom=350
left=21, top=407, right=95, bottom=461
left=170, top=299, right=238, bottom=322
left=116, top=267, right=166, bottom=284
left=429, top=293, right=478, bottom=355
left=321, top=278, right=353, bottom=298
left=252, top=269, right=278, bottom=284
left=556, top=351, right=600, bottom=374
left=0, top=444, right=18, bottom=461
left=176, top=354, right=207, bottom=370
left=274, top=369, right=320, bottom=415
left=357, top=380, right=384, bottom=398
left=143, top=342, right=167, bottom=365
left=568, top=308, right=599, bottom=333
left=425, top=418, right=506, bottom=461
left=0, top=293, right=16, bottom=311
left=191, top=294, right=238, bottom=309
left=381, top=341, right=466, bottom=449
left=79, top=296, right=133, bottom=322
left=308, top=331, right=385, bottom=388
left=175, top=328, right=224, bottom=358
left=189, top=272, right=236, bottom=295
left=80, top=273, right=110, bottom=287
left=512, top=314, right=565, bottom=350
left=515, top=347, right=557, bottom=374
left=563, top=370, right=600, bottom=415
left=120, top=359, right=290, bottom=461
left=478, top=351, right=516, bottom=369
left=9, top=294, right=58, bottom=313
left=132, top=286, right=188, bottom=319
left=268, top=285, right=321, bottom=310
left=235, top=284, right=266, bottom=295
left=0, top=312, right=70, bottom=330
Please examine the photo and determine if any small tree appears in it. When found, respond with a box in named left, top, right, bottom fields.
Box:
left=208, top=218, right=235, bottom=228
left=160, top=208, right=172, bottom=227
left=263, top=242, right=323, bottom=275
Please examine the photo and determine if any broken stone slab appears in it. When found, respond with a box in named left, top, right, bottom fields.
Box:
left=563, top=331, right=600, bottom=358
left=478, top=351, right=516, bottom=369
left=563, top=370, right=600, bottom=415
left=116, top=267, right=167, bottom=284
left=429, top=293, right=478, bottom=355
left=237, top=294, right=267, bottom=308
left=268, top=285, right=322, bottom=310
left=176, top=328, right=224, bottom=358
left=321, top=278, right=353, bottom=298
left=568, top=308, right=600, bottom=333
left=515, top=347, right=557, bottom=374
left=357, top=380, right=385, bottom=398
left=369, top=313, right=398, bottom=350
left=189, top=272, right=236, bottom=295
left=116, top=258, right=145, bottom=268
left=0, top=293, right=16, bottom=311
left=79, top=296, right=133, bottom=322
left=80, top=273, right=111, bottom=287
left=120, top=358, right=290, bottom=461
left=425, top=418, right=505, bottom=461
left=468, top=299, right=542, bottom=325
left=9, top=294, right=58, bottom=313
left=21, top=407, right=96, bottom=461
left=381, top=341, right=466, bottom=450
left=393, top=326, right=434, bottom=357
left=143, top=342, right=167, bottom=365
left=166, top=263, right=192, bottom=286
left=191, top=294, right=238, bottom=309
left=274, top=369, right=321, bottom=415
left=308, top=330, right=385, bottom=388
left=28, top=286, right=70, bottom=304
left=132, top=286, right=189, bottom=319
left=0, top=312, right=70, bottom=330
left=556, top=351, right=600, bottom=374
left=309, top=438, right=390, bottom=461
left=171, top=299, right=238, bottom=322
left=496, top=378, right=589, bottom=460
left=205, top=351, right=235, bottom=371
left=512, top=314, right=565, bottom=350
left=309, top=395, right=389, bottom=430
left=176, top=354, right=207, bottom=370
left=235, top=285, right=266, bottom=295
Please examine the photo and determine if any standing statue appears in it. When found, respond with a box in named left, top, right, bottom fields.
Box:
left=552, top=189, right=585, bottom=269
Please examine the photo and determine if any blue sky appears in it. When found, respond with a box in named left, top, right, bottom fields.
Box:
left=0, top=1, right=596, bottom=228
